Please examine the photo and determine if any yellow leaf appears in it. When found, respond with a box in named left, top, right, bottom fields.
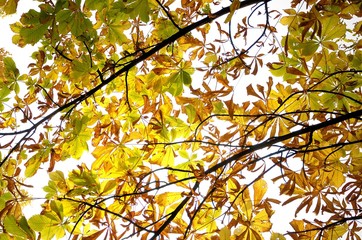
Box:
left=155, top=192, right=181, bottom=207
left=100, top=180, right=117, bottom=195
left=252, top=209, right=272, bottom=232
left=322, top=41, right=338, bottom=50
left=155, top=192, right=182, bottom=215
left=328, top=223, right=348, bottom=240
left=224, top=0, right=240, bottom=23
left=162, top=146, right=175, bottom=166
left=219, top=226, right=231, bottom=240
left=321, top=15, right=346, bottom=41
left=253, top=179, right=267, bottom=204
left=270, top=232, right=286, bottom=240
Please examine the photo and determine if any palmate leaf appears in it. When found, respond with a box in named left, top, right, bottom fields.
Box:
left=62, top=129, right=92, bottom=159
left=19, top=23, right=50, bottom=45
left=24, top=143, right=53, bottom=178
left=124, top=0, right=150, bottom=22
left=320, top=15, right=346, bottom=41
left=167, top=70, right=192, bottom=96
left=56, top=9, right=93, bottom=37
left=3, top=57, right=19, bottom=80
left=3, top=216, right=34, bottom=240
left=10, top=9, right=52, bottom=46
left=106, top=22, right=131, bottom=45
left=28, top=214, right=65, bottom=240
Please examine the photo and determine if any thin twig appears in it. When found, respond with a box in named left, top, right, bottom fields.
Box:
left=36, top=84, right=60, bottom=107
left=124, top=70, right=131, bottom=111
left=53, top=45, right=73, bottom=62
left=155, top=0, right=181, bottom=30
left=83, top=41, right=93, bottom=68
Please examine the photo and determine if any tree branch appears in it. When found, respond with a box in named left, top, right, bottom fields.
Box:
left=205, top=109, right=362, bottom=175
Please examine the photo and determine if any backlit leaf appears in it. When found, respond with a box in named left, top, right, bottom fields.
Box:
left=253, top=179, right=267, bottom=204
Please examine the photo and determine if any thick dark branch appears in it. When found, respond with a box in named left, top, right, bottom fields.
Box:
left=60, top=197, right=155, bottom=238
left=0, top=0, right=267, bottom=138
left=148, top=109, right=361, bottom=239
left=103, top=0, right=269, bottom=85
left=205, top=109, right=362, bottom=175
left=286, top=215, right=362, bottom=238
left=0, top=0, right=268, bottom=166
left=149, top=181, right=200, bottom=240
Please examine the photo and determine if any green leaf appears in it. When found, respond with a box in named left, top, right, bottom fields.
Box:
left=19, top=22, right=50, bottom=45
left=0, top=233, right=10, bottom=240
left=224, top=0, right=240, bottom=23
left=1, top=0, right=19, bottom=15
left=167, top=72, right=183, bottom=96
left=43, top=181, right=58, bottom=199
left=18, top=217, right=35, bottom=240
left=180, top=70, right=191, bottom=86
left=24, top=155, right=42, bottom=178
left=107, top=22, right=131, bottom=45
left=0, top=192, right=12, bottom=211
left=184, top=104, right=197, bottom=123
left=267, top=62, right=286, bottom=77
left=55, top=9, right=72, bottom=34
left=28, top=215, right=53, bottom=231
left=71, top=56, right=92, bottom=79
left=4, top=216, right=28, bottom=239
left=156, top=19, right=178, bottom=40
left=271, top=232, right=286, bottom=240
left=63, top=128, right=92, bottom=159
left=24, top=146, right=51, bottom=177
left=71, top=11, right=93, bottom=36
left=300, top=41, right=319, bottom=56
left=50, top=200, right=64, bottom=220
left=124, top=0, right=150, bottom=22
left=3, top=57, right=19, bottom=79
left=321, top=15, right=346, bottom=41
left=49, top=170, right=66, bottom=182
left=84, top=0, right=107, bottom=10
left=28, top=214, right=65, bottom=240
left=20, top=9, right=42, bottom=25
left=0, top=85, right=11, bottom=111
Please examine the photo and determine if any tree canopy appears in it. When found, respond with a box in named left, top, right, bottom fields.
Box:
left=0, top=0, right=361, bottom=239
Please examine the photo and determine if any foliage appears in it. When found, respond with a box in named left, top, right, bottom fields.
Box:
left=0, top=0, right=361, bottom=239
